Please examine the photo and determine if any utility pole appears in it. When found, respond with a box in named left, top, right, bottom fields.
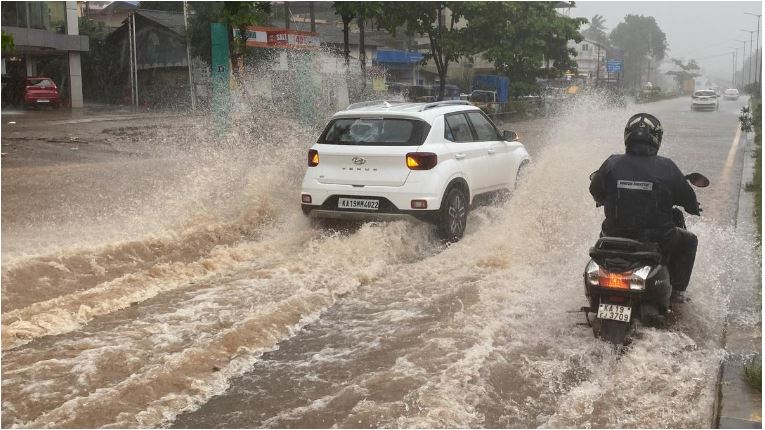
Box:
left=309, top=2, right=316, bottom=33
left=647, top=31, right=652, bottom=84
left=284, top=3, right=290, bottom=29
left=730, top=47, right=738, bottom=87
left=133, top=11, right=139, bottom=106
left=128, top=10, right=134, bottom=106
left=596, top=44, right=601, bottom=85
left=183, top=1, right=196, bottom=111
left=742, top=29, right=755, bottom=86
left=736, top=40, right=748, bottom=85
left=745, top=12, right=761, bottom=85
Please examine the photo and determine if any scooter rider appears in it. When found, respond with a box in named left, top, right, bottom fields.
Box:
left=589, top=113, right=701, bottom=303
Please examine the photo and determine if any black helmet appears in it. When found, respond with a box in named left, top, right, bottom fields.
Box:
left=624, top=113, right=663, bottom=151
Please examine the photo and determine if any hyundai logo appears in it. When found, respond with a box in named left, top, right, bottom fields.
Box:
left=352, top=157, right=367, bottom=165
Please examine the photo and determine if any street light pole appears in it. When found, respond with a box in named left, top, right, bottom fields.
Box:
left=730, top=47, right=739, bottom=87
left=183, top=0, right=196, bottom=111
left=745, top=12, right=761, bottom=85
left=742, top=29, right=755, bottom=85
left=736, top=40, right=748, bottom=85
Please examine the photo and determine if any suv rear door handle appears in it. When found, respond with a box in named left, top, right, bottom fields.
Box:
left=455, top=153, right=466, bottom=160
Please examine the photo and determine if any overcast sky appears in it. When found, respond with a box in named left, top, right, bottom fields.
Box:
left=572, top=1, right=762, bottom=82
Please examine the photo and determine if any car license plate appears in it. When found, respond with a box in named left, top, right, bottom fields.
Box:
left=338, top=198, right=379, bottom=210
left=598, top=303, right=631, bottom=322
left=37, top=99, right=49, bottom=103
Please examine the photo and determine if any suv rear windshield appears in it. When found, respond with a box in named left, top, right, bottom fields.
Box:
left=318, top=118, right=431, bottom=146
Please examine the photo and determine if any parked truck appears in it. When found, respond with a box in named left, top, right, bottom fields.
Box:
left=470, top=74, right=509, bottom=113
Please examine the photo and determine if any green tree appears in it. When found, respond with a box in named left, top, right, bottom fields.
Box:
left=137, top=2, right=183, bottom=12
left=378, top=2, right=473, bottom=101
left=332, top=2, right=356, bottom=66
left=582, top=14, right=608, bottom=47
left=469, top=2, right=586, bottom=96
left=665, top=58, right=700, bottom=91
left=609, top=14, right=668, bottom=89
left=1, top=30, right=14, bottom=53
left=332, top=2, right=383, bottom=90
left=186, top=2, right=270, bottom=66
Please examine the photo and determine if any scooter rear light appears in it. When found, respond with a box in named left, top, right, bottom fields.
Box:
left=597, top=266, right=651, bottom=291
left=598, top=269, right=631, bottom=290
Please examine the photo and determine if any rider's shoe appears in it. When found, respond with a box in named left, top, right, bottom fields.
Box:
left=670, top=290, right=689, bottom=304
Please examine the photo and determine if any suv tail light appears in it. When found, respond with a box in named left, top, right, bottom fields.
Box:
left=406, top=152, right=437, bottom=170
left=308, top=149, right=319, bottom=167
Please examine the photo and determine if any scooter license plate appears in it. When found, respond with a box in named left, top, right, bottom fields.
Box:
left=598, top=303, right=632, bottom=322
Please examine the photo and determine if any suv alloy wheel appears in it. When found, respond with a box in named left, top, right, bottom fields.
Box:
left=438, top=187, right=468, bottom=242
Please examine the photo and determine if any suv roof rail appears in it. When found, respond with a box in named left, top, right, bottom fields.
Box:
left=346, top=100, right=406, bottom=110
left=419, top=100, right=473, bottom=111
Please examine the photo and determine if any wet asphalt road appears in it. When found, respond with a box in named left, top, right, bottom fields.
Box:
left=1, top=95, right=755, bottom=429
left=171, top=95, right=752, bottom=428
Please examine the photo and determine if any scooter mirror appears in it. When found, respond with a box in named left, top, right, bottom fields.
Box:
left=589, top=171, right=597, bottom=181
left=685, top=172, right=710, bottom=188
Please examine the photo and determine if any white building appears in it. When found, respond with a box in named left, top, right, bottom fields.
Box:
left=568, top=38, right=607, bottom=81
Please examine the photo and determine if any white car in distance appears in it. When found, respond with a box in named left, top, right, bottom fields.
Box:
left=691, top=90, right=719, bottom=111
left=300, top=100, right=530, bottom=242
left=723, top=88, right=740, bottom=100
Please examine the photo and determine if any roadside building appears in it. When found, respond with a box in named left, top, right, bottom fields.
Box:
left=108, top=9, right=190, bottom=108
left=1, top=1, right=88, bottom=107
left=568, top=38, right=607, bottom=84
left=80, top=1, right=137, bottom=34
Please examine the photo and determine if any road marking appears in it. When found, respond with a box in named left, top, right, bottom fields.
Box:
left=720, top=124, right=742, bottom=186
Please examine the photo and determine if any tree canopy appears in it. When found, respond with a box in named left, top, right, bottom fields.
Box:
left=666, top=58, right=701, bottom=89
left=609, top=14, right=668, bottom=88
left=469, top=2, right=586, bottom=96
left=582, top=14, right=608, bottom=47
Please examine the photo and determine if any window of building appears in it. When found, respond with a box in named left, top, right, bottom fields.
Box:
left=582, top=44, right=589, bottom=51
left=1, top=2, right=28, bottom=27
left=28, top=2, right=66, bottom=33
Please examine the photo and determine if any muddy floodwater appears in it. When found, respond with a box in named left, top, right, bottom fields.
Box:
left=1, top=94, right=759, bottom=428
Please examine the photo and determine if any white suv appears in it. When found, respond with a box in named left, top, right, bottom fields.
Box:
left=300, top=100, right=530, bottom=242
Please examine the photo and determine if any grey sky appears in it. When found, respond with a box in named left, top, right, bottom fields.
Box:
left=571, top=1, right=762, bottom=82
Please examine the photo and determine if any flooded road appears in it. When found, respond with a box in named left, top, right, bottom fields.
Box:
left=1, top=96, right=759, bottom=428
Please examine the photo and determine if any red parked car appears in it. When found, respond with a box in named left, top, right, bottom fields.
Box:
left=24, top=77, right=60, bottom=108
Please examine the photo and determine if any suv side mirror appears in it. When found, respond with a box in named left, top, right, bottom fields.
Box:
left=502, top=130, right=518, bottom=141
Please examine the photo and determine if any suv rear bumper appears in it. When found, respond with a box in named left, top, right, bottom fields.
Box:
left=301, top=177, right=445, bottom=213
left=304, top=208, right=423, bottom=222
left=301, top=194, right=439, bottom=223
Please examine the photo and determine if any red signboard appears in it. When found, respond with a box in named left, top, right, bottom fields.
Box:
left=237, top=26, right=320, bottom=50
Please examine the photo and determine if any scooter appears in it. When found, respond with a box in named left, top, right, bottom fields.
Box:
left=580, top=173, right=710, bottom=346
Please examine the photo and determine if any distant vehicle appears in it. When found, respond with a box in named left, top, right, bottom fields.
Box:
left=24, top=77, right=60, bottom=108
left=723, top=88, right=740, bottom=100
left=691, top=90, right=718, bottom=111
left=472, top=74, right=510, bottom=103
left=469, top=89, right=499, bottom=113
left=300, top=100, right=530, bottom=243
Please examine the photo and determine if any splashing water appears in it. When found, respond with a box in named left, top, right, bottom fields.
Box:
left=1, top=61, right=759, bottom=429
